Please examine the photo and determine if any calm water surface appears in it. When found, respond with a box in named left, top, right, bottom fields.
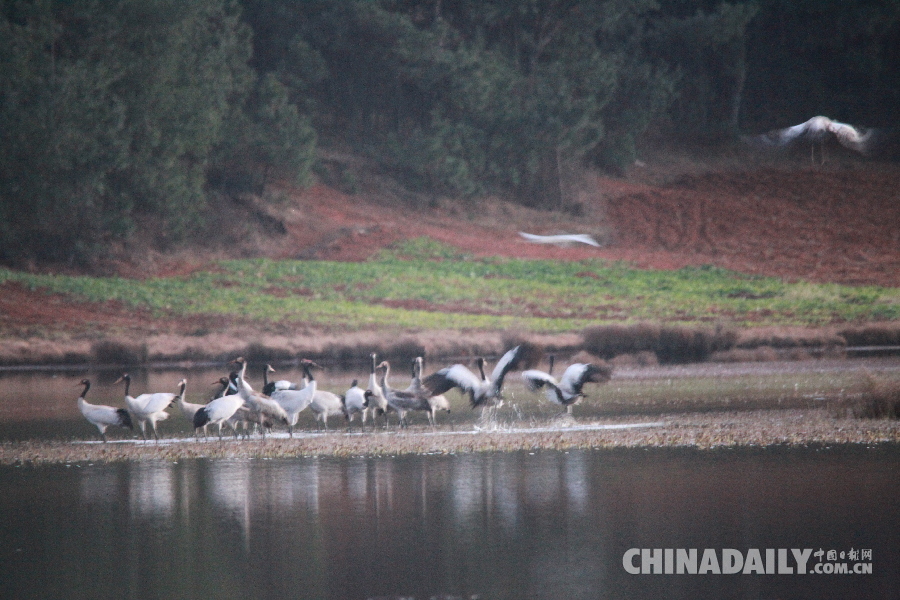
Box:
left=1, top=446, right=898, bottom=600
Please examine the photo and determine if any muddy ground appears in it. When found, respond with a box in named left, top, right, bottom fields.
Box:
left=3, top=409, right=898, bottom=465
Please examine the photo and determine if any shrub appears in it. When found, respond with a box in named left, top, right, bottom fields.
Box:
left=91, top=340, right=148, bottom=366
left=582, top=323, right=737, bottom=364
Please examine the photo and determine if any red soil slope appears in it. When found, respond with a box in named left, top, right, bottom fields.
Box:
left=269, top=164, right=900, bottom=287
left=2, top=161, right=898, bottom=341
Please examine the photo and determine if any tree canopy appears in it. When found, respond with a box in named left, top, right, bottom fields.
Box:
left=1, top=0, right=897, bottom=264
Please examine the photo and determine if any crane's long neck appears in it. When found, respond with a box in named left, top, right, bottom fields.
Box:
left=477, top=358, right=487, bottom=383
left=369, top=355, right=380, bottom=391
left=122, top=375, right=131, bottom=398
left=80, top=381, right=91, bottom=401
left=227, top=372, right=240, bottom=395
left=303, top=363, right=316, bottom=394
left=380, top=362, right=391, bottom=392
left=232, top=369, right=251, bottom=400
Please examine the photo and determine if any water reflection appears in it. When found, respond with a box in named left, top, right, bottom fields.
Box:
left=3, top=447, right=899, bottom=600
left=128, top=461, right=175, bottom=517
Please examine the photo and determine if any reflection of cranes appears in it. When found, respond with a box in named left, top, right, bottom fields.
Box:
left=129, top=461, right=175, bottom=517
left=742, top=116, right=881, bottom=164
left=76, top=379, right=132, bottom=442
left=209, top=460, right=252, bottom=550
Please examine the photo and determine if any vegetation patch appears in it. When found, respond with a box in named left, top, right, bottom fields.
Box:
left=1, top=241, right=899, bottom=347
left=831, top=371, right=900, bottom=420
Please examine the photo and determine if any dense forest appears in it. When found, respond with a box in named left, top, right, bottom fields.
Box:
left=1, top=0, right=898, bottom=265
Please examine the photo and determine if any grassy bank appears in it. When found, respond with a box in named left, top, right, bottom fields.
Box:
left=1, top=238, right=899, bottom=365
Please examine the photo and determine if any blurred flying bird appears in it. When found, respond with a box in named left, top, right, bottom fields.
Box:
left=742, top=116, right=881, bottom=164
left=518, top=232, right=601, bottom=247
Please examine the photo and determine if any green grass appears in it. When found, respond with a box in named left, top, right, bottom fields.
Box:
left=1, top=237, right=898, bottom=333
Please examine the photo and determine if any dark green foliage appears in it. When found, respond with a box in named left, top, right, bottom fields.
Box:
left=2, top=0, right=898, bottom=268
left=210, top=73, right=317, bottom=194
left=647, top=2, right=759, bottom=139
left=741, top=0, right=900, bottom=131
left=247, top=0, right=675, bottom=204
left=0, top=0, right=315, bottom=264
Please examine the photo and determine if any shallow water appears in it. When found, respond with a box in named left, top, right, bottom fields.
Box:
left=1, top=358, right=898, bottom=442
left=0, top=446, right=898, bottom=600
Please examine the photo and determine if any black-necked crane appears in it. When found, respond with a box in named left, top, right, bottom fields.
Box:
left=377, top=359, right=432, bottom=429
left=231, top=357, right=289, bottom=437
left=310, top=390, right=344, bottom=432
left=77, top=379, right=133, bottom=442
left=521, top=355, right=612, bottom=414
left=422, top=344, right=539, bottom=412
left=269, top=359, right=319, bottom=436
left=262, top=364, right=299, bottom=396
left=171, top=379, right=207, bottom=438
left=194, top=378, right=245, bottom=440
left=115, top=373, right=176, bottom=441
left=364, top=353, right=390, bottom=429
left=742, top=115, right=880, bottom=164
left=290, top=360, right=344, bottom=430
left=409, top=356, right=451, bottom=429
left=341, top=379, right=369, bottom=432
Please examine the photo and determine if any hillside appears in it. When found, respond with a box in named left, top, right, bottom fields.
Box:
left=252, top=157, right=900, bottom=288
left=1, top=151, right=898, bottom=365
left=82, top=150, right=899, bottom=284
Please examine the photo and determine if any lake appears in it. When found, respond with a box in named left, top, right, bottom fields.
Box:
left=1, top=362, right=899, bottom=599
left=1, top=446, right=898, bottom=599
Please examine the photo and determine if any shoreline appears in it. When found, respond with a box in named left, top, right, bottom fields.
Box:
left=2, top=321, right=898, bottom=370
left=3, top=409, right=899, bottom=466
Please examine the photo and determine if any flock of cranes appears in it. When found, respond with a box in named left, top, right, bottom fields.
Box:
left=76, top=345, right=612, bottom=443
